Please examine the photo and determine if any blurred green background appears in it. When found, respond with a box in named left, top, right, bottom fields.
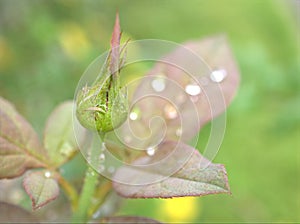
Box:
left=0, top=0, right=299, bottom=222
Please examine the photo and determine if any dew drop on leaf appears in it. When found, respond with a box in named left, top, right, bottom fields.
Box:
left=59, top=142, right=73, bottom=157
left=210, top=69, right=227, bottom=82
left=185, top=84, right=201, bottom=96
left=151, top=77, right=166, bottom=92
left=129, top=107, right=140, bottom=121
left=164, top=104, right=178, bottom=119
left=146, top=146, right=156, bottom=156
left=99, top=153, right=105, bottom=162
left=101, top=142, right=107, bottom=151
left=44, top=171, right=51, bottom=178
left=129, top=111, right=138, bottom=120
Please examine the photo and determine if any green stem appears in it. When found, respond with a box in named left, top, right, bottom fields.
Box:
left=71, top=166, right=99, bottom=223
left=71, top=134, right=106, bottom=223
left=88, top=180, right=112, bottom=218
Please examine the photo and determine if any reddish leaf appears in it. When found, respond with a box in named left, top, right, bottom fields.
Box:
left=0, top=202, right=38, bottom=222
left=0, top=97, right=46, bottom=179
left=113, top=141, right=230, bottom=198
left=120, top=35, right=240, bottom=147
left=23, top=171, right=59, bottom=210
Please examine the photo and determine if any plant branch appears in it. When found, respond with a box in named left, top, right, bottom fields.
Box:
left=88, top=180, right=112, bottom=218
left=56, top=173, right=79, bottom=212
left=71, top=166, right=99, bottom=223
left=70, top=133, right=105, bottom=223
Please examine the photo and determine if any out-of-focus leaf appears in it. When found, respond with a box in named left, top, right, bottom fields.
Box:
left=0, top=97, right=46, bottom=179
left=0, top=202, right=38, bottom=222
left=113, top=141, right=230, bottom=198
left=98, top=216, right=161, bottom=223
left=23, top=171, right=59, bottom=210
left=181, top=35, right=240, bottom=124
left=122, top=35, right=240, bottom=147
left=43, top=101, right=79, bottom=167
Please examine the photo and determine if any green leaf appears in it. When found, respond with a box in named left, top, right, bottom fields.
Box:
left=0, top=97, right=46, bottom=179
left=99, top=216, right=161, bottom=223
left=43, top=101, right=79, bottom=167
left=23, top=171, right=59, bottom=210
left=113, top=141, right=230, bottom=198
left=0, top=202, right=39, bottom=222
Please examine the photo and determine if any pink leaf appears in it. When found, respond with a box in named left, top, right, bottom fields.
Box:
left=0, top=97, right=46, bottom=179
left=113, top=141, right=230, bottom=198
left=125, top=35, right=240, bottom=145
left=23, top=171, right=59, bottom=210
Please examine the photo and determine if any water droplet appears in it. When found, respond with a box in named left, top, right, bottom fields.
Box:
left=210, top=69, right=227, bottom=82
left=164, top=104, right=178, bottom=119
left=129, top=107, right=140, bottom=121
left=146, top=146, right=156, bottom=156
left=82, top=84, right=89, bottom=96
left=151, top=77, right=165, bottom=92
left=176, top=128, right=182, bottom=137
left=99, top=153, right=105, bottom=162
left=44, top=171, right=51, bottom=178
left=101, top=142, right=106, bottom=151
left=129, top=111, right=138, bottom=120
left=60, top=142, right=73, bottom=156
left=185, top=84, right=201, bottom=96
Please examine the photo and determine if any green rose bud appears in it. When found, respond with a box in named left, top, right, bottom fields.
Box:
left=76, top=13, right=128, bottom=134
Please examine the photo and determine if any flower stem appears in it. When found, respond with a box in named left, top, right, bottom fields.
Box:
left=57, top=174, right=78, bottom=212
left=88, top=180, right=112, bottom=218
left=71, top=166, right=98, bottom=223
left=70, top=133, right=105, bottom=223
